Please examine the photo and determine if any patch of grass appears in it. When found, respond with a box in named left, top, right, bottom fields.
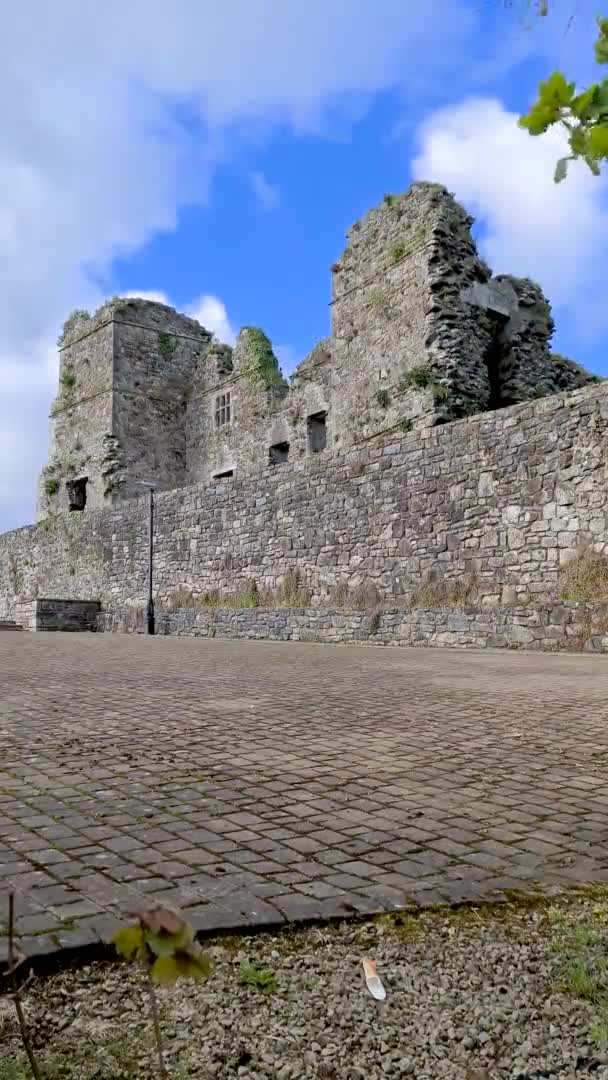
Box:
left=401, top=364, right=433, bottom=391
left=366, top=288, right=393, bottom=317
left=550, top=906, right=608, bottom=1047
left=44, top=477, right=59, bottom=497
left=383, top=192, right=397, bottom=206
left=398, top=417, right=413, bottom=433
left=273, top=570, right=311, bottom=608
left=559, top=546, right=608, bottom=601
left=375, top=388, right=391, bottom=409
left=329, top=580, right=382, bottom=610
left=389, top=242, right=406, bottom=263
left=406, top=572, right=480, bottom=609
left=239, top=959, right=276, bottom=993
left=432, top=381, right=449, bottom=402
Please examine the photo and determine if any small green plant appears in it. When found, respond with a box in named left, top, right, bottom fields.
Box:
left=114, top=906, right=211, bottom=1079
left=432, top=381, right=449, bottom=402
left=383, top=193, right=397, bottom=206
left=398, top=417, right=413, bottom=433
left=44, top=477, right=59, bottom=497
left=239, top=959, right=276, bottom=993
left=389, top=242, right=406, bottom=263
left=375, top=388, right=390, bottom=409
left=401, top=365, right=432, bottom=391
left=59, top=369, right=76, bottom=392
left=158, top=332, right=176, bottom=359
left=591, top=1019, right=608, bottom=1048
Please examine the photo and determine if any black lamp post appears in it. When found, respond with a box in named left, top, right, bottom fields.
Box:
left=137, top=480, right=158, bottom=636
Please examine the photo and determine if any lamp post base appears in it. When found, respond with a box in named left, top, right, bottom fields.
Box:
left=146, top=605, right=155, bottom=636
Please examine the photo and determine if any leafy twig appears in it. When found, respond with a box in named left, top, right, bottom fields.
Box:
left=7, top=893, right=43, bottom=1080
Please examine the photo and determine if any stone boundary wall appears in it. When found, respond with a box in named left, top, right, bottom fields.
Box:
left=97, top=602, right=608, bottom=653
left=3, top=382, right=608, bottom=620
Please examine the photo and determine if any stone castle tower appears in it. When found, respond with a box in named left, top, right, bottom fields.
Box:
left=38, top=182, right=595, bottom=520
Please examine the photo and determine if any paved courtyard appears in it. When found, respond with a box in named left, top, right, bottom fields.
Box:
left=1, top=632, right=608, bottom=965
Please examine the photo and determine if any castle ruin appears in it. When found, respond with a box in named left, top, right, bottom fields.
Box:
left=2, top=181, right=606, bottom=642
left=37, top=182, right=595, bottom=520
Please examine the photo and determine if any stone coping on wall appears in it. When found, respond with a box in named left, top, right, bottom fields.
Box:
left=97, top=601, right=608, bottom=653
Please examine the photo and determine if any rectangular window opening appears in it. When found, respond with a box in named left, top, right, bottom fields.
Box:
left=214, top=391, right=232, bottom=428
left=307, top=411, right=327, bottom=454
left=269, top=441, right=290, bottom=465
left=213, top=469, right=234, bottom=479
left=67, top=476, right=88, bottom=512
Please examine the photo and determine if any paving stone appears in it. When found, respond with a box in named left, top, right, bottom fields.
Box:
left=3, top=635, right=608, bottom=956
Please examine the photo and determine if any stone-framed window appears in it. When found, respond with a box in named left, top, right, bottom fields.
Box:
left=215, top=391, right=232, bottom=428
left=307, top=411, right=327, bottom=454
left=269, top=441, right=289, bottom=465
left=67, top=476, right=88, bottom=512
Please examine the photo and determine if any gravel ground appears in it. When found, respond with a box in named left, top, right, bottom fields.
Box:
left=2, top=897, right=608, bottom=1079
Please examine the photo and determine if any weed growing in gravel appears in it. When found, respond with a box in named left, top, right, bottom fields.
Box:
left=113, top=906, right=211, bottom=1078
left=239, top=959, right=276, bottom=993
left=549, top=904, right=608, bottom=1046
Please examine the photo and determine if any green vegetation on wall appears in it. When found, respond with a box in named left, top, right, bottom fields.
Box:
left=240, top=328, right=285, bottom=391
left=57, top=309, right=90, bottom=347
left=158, top=332, right=177, bottom=359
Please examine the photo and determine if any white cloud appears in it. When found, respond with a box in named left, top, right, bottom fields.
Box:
left=0, top=0, right=475, bottom=531
left=411, top=97, right=608, bottom=343
left=187, top=295, right=237, bottom=346
left=250, top=171, right=280, bottom=210
left=126, top=289, right=237, bottom=345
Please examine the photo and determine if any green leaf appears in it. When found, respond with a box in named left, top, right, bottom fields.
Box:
left=113, top=924, right=144, bottom=960
left=518, top=103, right=555, bottom=135
left=571, top=86, right=598, bottom=121
left=145, top=921, right=194, bottom=957
left=584, top=155, right=602, bottom=176
left=151, top=949, right=212, bottom=985
left=588, top=123, right=608, bottom=157
left=595, top=17, right=608, bottom=64
left=538, top=71, right=575, bottom=109
left=554, top=157, right=570, bottom=183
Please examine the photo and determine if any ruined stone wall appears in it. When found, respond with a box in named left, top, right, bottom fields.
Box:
left=38, top=318, right=114, bottom=520
left=112, top=299, right=211, bottom=501
left=4, top=383, right=608, bottom=622
left=37, top=184, right=598, bottom=504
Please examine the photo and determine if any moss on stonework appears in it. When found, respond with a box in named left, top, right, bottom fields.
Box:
left=240, top=327, right=285, bottom=392
left=158, top=332, right=177, bottom=359
left=57, top=309, right=91, bottom=347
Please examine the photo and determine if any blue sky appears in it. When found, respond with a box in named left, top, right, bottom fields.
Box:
left=1, top=0, right=607, bottom=531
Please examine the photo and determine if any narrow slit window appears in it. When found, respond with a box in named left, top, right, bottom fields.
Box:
left=213, top=469, right=234, bottom=479
left=307, top=411, right=327, bottom=454
left=215, top=391, right=232, bottom=428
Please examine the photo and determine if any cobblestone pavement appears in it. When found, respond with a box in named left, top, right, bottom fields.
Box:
left=1, top=632, right=608, bottom=964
